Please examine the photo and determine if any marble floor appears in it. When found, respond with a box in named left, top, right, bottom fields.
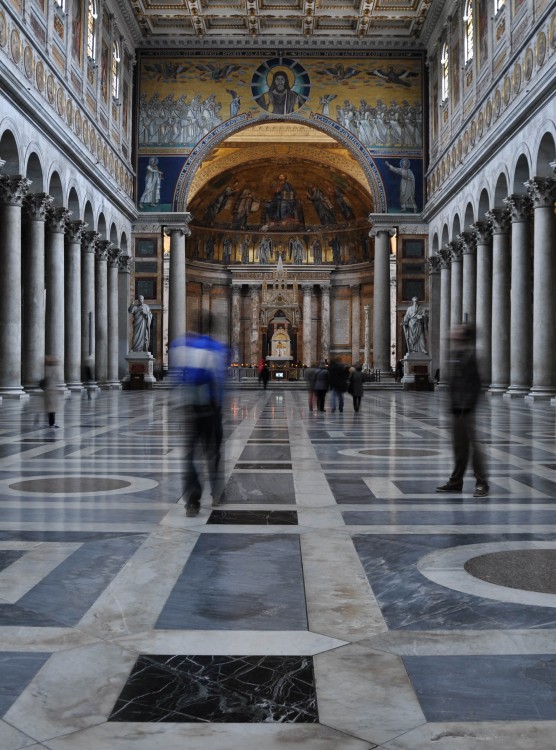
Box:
left=1, top=386, right=556, bottom=749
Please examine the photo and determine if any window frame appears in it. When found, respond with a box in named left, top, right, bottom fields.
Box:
left=463, top=0, right=474, bottom=65
left=87, top=0, right=98, bottom=62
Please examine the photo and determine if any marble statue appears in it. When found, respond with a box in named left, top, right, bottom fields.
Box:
left=403, top=297, right=428, bottom=353
left=128, top=295, right=153, bottom=352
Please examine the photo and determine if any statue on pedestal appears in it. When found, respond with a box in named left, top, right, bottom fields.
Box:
left=403, top=297, right=428, bottom=353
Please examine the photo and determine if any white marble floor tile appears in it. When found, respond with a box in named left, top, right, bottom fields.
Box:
left=380, top=721, right=556, bottom=749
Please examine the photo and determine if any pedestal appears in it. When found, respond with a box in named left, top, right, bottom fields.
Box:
left=123, top=352, right=156, bottom=390
left=402, top=352, right=433, bottom=391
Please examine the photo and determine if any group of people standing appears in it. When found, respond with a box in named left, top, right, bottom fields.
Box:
left=304, top=359, right=365, bottom=413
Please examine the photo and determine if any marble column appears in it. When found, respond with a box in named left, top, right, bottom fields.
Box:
left=167, top=223, right=190, bottom=369
left=427, top=254, right=441, bottom=378
left=95, top=240, right=112, bottom=386
left=302, top=284, right=313, bottom=366
left=525, top=177, right=556, bottom=400
left=438, top=246, right=452, bottom=384
left=486, top=207, right=511, bottom=394
left=22, top=193, right=53, bottom=390
left=321, top=285, right=330, bottom=364
left=459, top=231, right=477, bottom=323
left=118, top=254, right=132, bottom=380
left=231, top=285, right=241, bottom=364
left=65, top=220, right=87, bottom=391
left=81, top=231, right=99, bottom=385
left=371, top=228, right=393, bottom=371
left=363, top=304, right=371, bottom=372
left=107, top=247, right=122, bottom=388
left=471, top=221, right=493, bottom=384
left=249, top=285, right=260, bottom=365
left=504, top=194, right=533, bottom=398
left=46, top=207, right=71, bottom=388
left=449, top=240, right=463, bottom=327
left=0, top=175, right=31, bottom=398
left=351, top=284, right=361, bottom=364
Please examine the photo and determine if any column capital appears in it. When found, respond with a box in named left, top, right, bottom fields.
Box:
left=22, top=193, right=53, bottom=221
left=301, top=284, right=313, bottom=295
left=249, top=284, right=260, bottom=297
left=525, top=177, right=556, bottom=208
left=438, top=245, right=452, bottom=269
left=321, top=284, right=331, bottom=297
left=108, top=247, right=121, bottom=267
left=486, top=207, right=511, bottom=234
left=428, top=254, right=442, bottom=274
left=351, top=283, right=361, bottom=296
left=164, top=223, right=191, bottom=238
left=231, top=284, right=242, bottom=297
left=66, top=220, right=88, bottom=243
left=95, top=240, right=113, bottom=262
left=448, top=239, right=463, bottom=262
left=118, top=254, right=132, bottom=273
left=46, top=207, right=72, bottom=234
left=457, top=231, right=476, bottom=254
left=202, top=282, right=213, bottom=293
left=471, top=220, right=492, bottom=244
left=81, top=230, right=100, bottom=252
left=0, top=175, right=32, bottom=206
left=504, top=193, right=533, bottom=222
left=369, top=223, right=396, bottom=239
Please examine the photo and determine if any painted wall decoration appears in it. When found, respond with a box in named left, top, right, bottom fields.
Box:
left=137, top=52, right=424, bottom=216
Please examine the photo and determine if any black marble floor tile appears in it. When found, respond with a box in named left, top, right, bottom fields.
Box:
left=156, top=534, right=307, bottom=630
left=207, top=510, right=298, bottom=525
left=326, top=475, right=375, bottom=503
left=235, top=462, right=292, bottom=470
left=0, top=652, right=51, bottom=715
left=222, top=472, right=296, bottom=503
left=109, top=654, right=318, bottom=723
left=343, top=509, right=556, bottom=525
left=0, top=550, right=25, bottom=571
left=403, top=654, right=556, bottom=721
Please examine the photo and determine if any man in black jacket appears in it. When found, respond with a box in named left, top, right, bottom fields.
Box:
left=436, top=324, right=489, bottom=497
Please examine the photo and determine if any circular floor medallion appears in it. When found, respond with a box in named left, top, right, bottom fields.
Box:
left=1, top=474, right=158, bottom=496
left=339, top=447, right=445, bottom=458
left=465, top=549, right=556, bottom=595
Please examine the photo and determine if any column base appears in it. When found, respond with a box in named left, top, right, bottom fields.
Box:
left=0, top=388, right=29, bottom=400
left=525, top=388, right=556, bottom=402
left=106, top=380, right=123, bottom=390
left=66, top=382, right=84, bottom=392
left=503, top=386, right=530, bottom=399
left=487, top=384, right=509, bottom=395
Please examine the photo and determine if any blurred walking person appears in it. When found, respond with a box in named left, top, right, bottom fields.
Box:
left=436, top=324, right=489, bottom=497
left=329, top=358, right=348, bottom=413
left=304, top=363, right=318, bottom=412
left=314, top=363, right=329, bottom=412
left=170, top=313, right=227, bottom=516
left=43, top=355, right=62, bottom=428
left=348, top=364, right=364, bottom=412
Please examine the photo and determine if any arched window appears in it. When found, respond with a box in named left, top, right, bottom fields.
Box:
left=87, top=0, right=97, bottom=61
left=464, top=0, right=474, bottom=64
left=495, top=0, right=505, bottom=12
left=54, top=0, right=66, bottom=10
left=112, top=40, right=121, bottom=99
left=441, top=42, right=450, bottom=101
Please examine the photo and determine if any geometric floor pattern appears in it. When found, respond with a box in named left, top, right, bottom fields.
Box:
left=0, top=386, right=555, bottom=748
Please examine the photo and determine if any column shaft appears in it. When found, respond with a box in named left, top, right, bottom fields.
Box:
left=472, top=222, right=493, bottom=384
left=95, top=241, right=111, bottom=385
left=65, top=221, right=87, bottom=390
left=321, top=286, right=330, bottom=363
left=107, top=248, right=121, bottom=387
left=372, top=229, right=392, bottom=371
left=22, top=193, right=52, bottom=389
left=231, top=286, right=241, bottom=364
left=351, top=284, right=361, bottom=364
left=249, top=286, right=260, bottom=365
left=487, top=208, right=511, bottom=394
left=438, top=247, right=451, bottom=383
left=302, top=285, right=313, bottom=366
left=46, top=207, right=70, bottom=387
left=0, top=176, right=31, bottom=398
left=118, top=255, right=132, bottom=380
left=449, top=241, right=463, bottom=326
left=168, top=228, right=187, bottom=359
left=427, top=255, right=441, bottom=378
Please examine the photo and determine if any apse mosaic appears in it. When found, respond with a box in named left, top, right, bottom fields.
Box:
left=137, top=52, right=425, bottom=218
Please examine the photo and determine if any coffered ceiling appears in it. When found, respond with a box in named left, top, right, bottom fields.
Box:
left=124, top=0, right=442, bottom=49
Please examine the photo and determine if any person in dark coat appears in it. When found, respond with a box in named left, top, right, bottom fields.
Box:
left=348, top=364, right=364, bottom=412
left=436, top=324, right=489, bottom=497
left=304, top=363, right=318, bottom=411
left=259, top=363, right=270, bottom=390
left=328, top=358, right=348, bottom=413
left=313, top=363, right=330, bottom=412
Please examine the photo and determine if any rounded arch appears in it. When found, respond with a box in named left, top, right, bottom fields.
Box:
left=48, top=172, right=64, bottom=206
left=450, top=214, right=461, bottom=240
left=120, top=231, right=128, bottom=254
left=173, top=113, right=388, bottom=213
left=441, top=224, right=449, bottom=247
left=109, top=222, right=118, bottom=245
left=97, top=213, right=107, bottom=239
left=68, top=187, right=80, bottom=218
left=25, top=152, right=45, bottom=193
left=493, top=171, right=509, bottom=207
left=535, top=131, right=556, bottom=177
left=478, top=188, right=490, bottom=220
left=512, top=152, right=531, bottom=194
left=0, top=128, right=20, bottom=173
left=464, top=201, right=475, bottom=230
left=431, top=232, right=439, bottom=254
left=84, top=201, right=95, bottom=230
